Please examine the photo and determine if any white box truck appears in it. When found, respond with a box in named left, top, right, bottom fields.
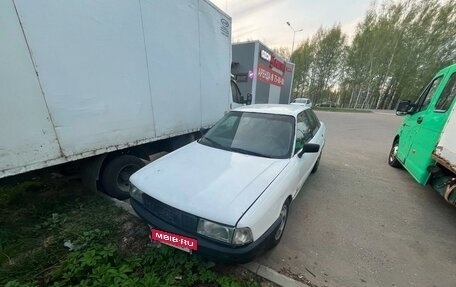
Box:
left=231, top=41, right=295, bottom=104
left=0, top=0, right=244, bottom=198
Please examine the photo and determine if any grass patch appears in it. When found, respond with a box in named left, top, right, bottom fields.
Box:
left=0, top=177, right=264, bottom=287
left=313, top=107, right=372, bottom=113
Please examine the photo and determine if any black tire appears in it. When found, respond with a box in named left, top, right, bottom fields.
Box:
left=101, top=155, right=145, bottom=199
left=388, top=139, right=402, bottom=168
left=311, top=152, right=322, bottom=174
left=267, top=200, right=290, bottom=249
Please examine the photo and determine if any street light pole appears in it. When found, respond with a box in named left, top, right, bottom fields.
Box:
left=286, top=21, right=303, bottom=60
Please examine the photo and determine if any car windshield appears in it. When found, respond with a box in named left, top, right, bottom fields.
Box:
left=199, top=111, right=295, bottom=159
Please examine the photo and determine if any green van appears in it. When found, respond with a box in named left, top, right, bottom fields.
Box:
left=388, top=64, right=456, bottom=205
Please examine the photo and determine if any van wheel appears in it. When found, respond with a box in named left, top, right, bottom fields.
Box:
left=101, top=155, right=145, bottom=199
left=388, top=139, right=402, bottom=168
left=267, top=200, right=290, bottom=249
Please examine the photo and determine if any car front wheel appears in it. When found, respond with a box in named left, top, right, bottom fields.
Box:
left=267, top=200, right=290, bottom=249
left=311, top=152, right=322, bottom=173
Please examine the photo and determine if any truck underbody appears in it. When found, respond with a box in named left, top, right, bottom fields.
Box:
left=431, top=154, right=456, bottom=205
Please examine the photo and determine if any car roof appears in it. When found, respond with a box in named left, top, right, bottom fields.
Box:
left=233, top=104, right=309, bottom=117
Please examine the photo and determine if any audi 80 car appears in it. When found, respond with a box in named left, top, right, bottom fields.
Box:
left=129, top=104, right=326, bottom=262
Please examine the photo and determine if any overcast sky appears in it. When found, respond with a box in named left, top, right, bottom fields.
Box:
left=211, top=0, right=373, bottom=49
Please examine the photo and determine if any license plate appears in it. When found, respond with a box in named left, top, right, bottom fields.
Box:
left=150, top=228, right=198, bottom=253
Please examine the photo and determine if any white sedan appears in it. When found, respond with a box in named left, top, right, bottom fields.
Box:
left=290, top=97, right=313, bottom=108
left=129, top=104, right=326, bottom=262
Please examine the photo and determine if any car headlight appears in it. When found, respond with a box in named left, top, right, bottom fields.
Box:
left=197, top=219, right=233, bottom=243
left=197, top=219, right=253, bottom=246
left=129, top=184, right=144, bottom=204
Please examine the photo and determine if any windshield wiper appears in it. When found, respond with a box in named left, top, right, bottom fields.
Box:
left=201, top=138, right=274, bottom=158
left=201, top=136, right=226, bottom=150
left=229, top=147, right=273, bottom=158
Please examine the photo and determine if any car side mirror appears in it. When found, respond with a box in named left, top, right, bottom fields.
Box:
left=245, top=93, right=252, bottom=105
left=298, top=143, right=320, bottom=158
left=396, top=100, right=416, bottom=116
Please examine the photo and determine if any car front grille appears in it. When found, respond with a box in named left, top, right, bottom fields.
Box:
left=142, top=194, right=198, bottom=232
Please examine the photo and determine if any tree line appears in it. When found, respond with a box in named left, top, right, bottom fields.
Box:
left=275, top=0, right=456, bottom=109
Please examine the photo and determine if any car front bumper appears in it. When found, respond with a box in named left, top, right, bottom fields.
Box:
left=130, top=198, right=279, bottom=263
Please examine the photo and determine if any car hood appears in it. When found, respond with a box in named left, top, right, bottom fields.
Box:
left=130, top=141, right=289, bottom=226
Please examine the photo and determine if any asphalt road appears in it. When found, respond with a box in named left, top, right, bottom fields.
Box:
left=256, top=111, right=456, bottom=287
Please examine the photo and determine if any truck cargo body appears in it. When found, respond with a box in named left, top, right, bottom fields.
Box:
left=231, top=41, right=295, bottom=104
left=0, top=0, right=232, bottom=180
left=434, top=101, right=456, bottom=174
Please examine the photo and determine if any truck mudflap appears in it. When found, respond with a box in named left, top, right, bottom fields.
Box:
left=430, top=175, right=456, bottom=206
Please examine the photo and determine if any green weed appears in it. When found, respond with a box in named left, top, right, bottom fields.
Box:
left=1, top=178, right=261, bottom=287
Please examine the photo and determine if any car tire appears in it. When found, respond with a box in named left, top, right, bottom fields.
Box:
left=101, top=155, right=145, bottom=199
left=388, top=139, right=402, bottom=168
left=267, top=200, right=290, bottom=249
left=311, top=152, right=322, bottom=173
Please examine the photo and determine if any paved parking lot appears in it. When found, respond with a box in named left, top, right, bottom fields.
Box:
left=257, top=111, right=456, bottom=287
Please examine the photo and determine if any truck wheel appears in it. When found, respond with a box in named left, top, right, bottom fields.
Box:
left=388, top=139, right=402, bottom=168
left=267, top=200, right=290, bottom=249
left=101, top=155, right=145, bottom=199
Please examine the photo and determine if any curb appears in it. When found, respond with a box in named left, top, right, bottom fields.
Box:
left=242, top=262, right=311, bottom=287
left=108, top=196, right=309, bottom=287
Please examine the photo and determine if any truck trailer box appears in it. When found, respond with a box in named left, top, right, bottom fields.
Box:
left=231, top=41, right=295, bottom=104
left=0, top=0, right=232, bottom=182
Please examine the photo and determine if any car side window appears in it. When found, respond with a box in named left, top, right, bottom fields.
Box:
left=294, top=112, right=313, bottom=154
left=304, top=110, right=320, bottom=136
left=417, top=76, right=442, bottom=112
left=435, top=72, right=456, bottom=112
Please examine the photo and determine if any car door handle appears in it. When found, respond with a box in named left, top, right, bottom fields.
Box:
left=417, top=116, right=423, bottom=124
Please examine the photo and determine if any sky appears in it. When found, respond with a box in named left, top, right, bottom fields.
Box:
left=211, top=0, right=374, bottom=50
